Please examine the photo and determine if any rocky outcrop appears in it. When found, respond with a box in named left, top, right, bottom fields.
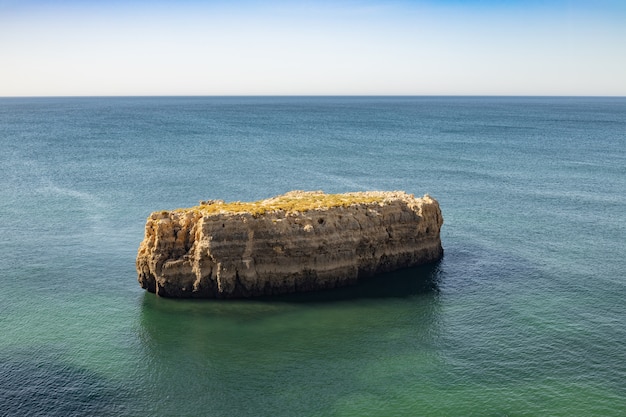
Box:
left=136, top=191, right=443, bottom=298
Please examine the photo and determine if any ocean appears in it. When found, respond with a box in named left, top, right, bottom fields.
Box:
left=0, top=96, right=624, bottom=416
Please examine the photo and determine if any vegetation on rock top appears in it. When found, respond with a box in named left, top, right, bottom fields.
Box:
left=172, top=191, right=411, bottom=216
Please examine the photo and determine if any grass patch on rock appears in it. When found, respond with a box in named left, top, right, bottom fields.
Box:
left=175, top=190, right=404, bottom=216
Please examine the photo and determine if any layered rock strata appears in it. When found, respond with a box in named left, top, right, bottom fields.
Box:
left=136, top=191, right=443, bottom=298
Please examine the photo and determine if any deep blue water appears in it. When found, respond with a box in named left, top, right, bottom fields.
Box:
left=1, top=96, right=625, bottom=416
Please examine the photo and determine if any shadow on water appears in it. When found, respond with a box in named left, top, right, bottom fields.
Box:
left=136, top=262, right=445, bottom=416
left=0, top=351, right=130, bottom=417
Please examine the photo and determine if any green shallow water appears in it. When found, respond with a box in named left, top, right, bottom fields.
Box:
left=1, top=97, right=625, bottom=416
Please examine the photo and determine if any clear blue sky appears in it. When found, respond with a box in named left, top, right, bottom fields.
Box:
left=1, top=0, right=625, bottom=96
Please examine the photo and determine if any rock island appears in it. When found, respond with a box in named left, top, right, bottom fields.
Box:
left=136, top=190, right=443, bottom=298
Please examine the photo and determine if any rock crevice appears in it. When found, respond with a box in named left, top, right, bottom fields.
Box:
left=136, top=191, right=443, bottom=298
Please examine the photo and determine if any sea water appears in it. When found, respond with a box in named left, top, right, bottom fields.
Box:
left=0, top=97, right=624, bottom=416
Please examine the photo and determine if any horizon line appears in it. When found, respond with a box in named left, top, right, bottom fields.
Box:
left=2, top=94, right=625, bottom=99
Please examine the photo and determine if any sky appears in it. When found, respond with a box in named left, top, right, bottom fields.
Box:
left=1, top=0, right=625, bottom=96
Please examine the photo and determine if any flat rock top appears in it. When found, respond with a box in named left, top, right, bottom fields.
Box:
left=172, top=190, right=430, bottom=217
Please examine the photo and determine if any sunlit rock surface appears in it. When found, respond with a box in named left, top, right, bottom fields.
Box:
left=136, top=191, right=443, bottom=298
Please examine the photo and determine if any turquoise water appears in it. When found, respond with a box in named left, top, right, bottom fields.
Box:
left=1, top=97, right=625, bottom=416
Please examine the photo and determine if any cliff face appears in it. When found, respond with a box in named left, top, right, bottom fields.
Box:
left=136, top=191, right=443, bottom=298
